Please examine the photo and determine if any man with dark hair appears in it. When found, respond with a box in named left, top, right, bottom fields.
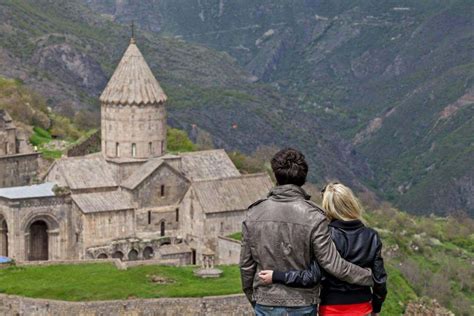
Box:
left=240, top=148, right=373, bottom=315
left=270, top=148, right=308, bottom=187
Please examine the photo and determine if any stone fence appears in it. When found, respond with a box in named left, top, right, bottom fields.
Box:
left=0, top=294, right=253, bottom=316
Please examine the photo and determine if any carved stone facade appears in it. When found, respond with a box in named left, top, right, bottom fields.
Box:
left=0, top=193, right=78, bottom=261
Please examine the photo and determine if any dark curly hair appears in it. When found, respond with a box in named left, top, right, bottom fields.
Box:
left=271, top=148, right=308, bottom=186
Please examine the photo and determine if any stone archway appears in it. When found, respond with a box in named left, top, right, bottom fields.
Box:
left=0, top=216, right=8, bottom=257
left=128, top=249, right=139, bottom=261
left=143, top=247, right=154, bottom=260
left=24, top=215, right=60, bottom=262
left=28, top=221, right=48, bottom=261
left=97, top=253, right=108, bottom=259
left=112, top=251, right=124, bottom=260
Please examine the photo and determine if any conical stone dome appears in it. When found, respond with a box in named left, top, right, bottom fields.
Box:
left=100, top=40, right=167, bottom=105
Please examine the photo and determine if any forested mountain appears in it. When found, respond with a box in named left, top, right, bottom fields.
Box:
left=0, top=0, right=473, bottom=217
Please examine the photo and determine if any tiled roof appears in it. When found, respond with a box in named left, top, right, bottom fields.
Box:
left=121, top=158, right=164, bottom=190
left=180, top=149, right=241, bottom=181
left=72, top=190, right=134, bottom=214
left=192, top=174, right=273, bottom=214
left=55, top=156, right=117, bottom=190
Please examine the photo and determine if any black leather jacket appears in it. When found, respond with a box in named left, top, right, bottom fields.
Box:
left=272, top=219, right=387, bottom=313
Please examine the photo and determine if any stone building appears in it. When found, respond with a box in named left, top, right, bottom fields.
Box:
left=0, top=37, right=272, bottom=264
left=0, top=110, right=39, bottom=188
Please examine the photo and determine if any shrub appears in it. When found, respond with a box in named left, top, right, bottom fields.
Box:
left=33, top=127, right=52, bottom=139
left=167, top=128, right=197, bottom=152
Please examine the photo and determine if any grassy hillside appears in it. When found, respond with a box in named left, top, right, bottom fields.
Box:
left=365, top=207, right=473, bottom=315
left=0, top=76, right=88, bottom=159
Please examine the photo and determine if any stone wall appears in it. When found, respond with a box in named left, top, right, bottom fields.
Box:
left=82, top=209, right=135, bottom=250
left=204, top=210, right=246, bottom=251
left=135, top=206, right=179, bottom=234
left=179, top=189, right=206, bottom=264
left=217, top=236, right=241, bottom=265
left=0, top=124, right=16, bottom=156
left=0, top=152, right=39, bottom=188
left=66, top=130, right=100, bottom=157
left=133, top=164, right=189, bottom=209
left=101, top=103, right=167, bottom=159
left=0, top=294, right=253, bottom=316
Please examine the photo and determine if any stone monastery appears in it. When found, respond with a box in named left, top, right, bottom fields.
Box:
left=0, top=37, right=273, bottom=265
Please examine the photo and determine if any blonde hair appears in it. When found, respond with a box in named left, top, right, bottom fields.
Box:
left=322, top=183, right=363, bottom=221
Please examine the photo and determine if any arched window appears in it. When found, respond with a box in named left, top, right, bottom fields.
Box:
left=160, top=185, right=165, bottom=197
left=97, top=253, right=108, bottom=259
left=175, top=208, right=179, bottom=222
left=148, top=211, right=152, bottom=225
left=149, top=142, right=153, bottom=154
left=160, top=221, right=165, bottom=237
left=131, top=143, right=137, bottom=157
left=115, top=143, right=120, bottom=157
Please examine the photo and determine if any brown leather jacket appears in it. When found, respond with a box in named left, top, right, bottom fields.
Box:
left=239, top=185, right=373, bottom=307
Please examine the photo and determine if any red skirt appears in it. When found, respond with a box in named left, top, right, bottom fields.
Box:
left=319, top=301, right=372, bottom=316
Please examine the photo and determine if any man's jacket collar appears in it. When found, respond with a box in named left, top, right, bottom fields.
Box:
left=268, top=184, right=311, bottom=201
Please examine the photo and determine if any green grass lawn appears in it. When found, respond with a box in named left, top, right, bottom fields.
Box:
left=0, top=262, right=413, bottom=315
left=0, top=263, right=242, bottom=301
left=227, top=232, right=242, bottom=241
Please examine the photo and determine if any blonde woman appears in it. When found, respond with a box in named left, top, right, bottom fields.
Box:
left=259, top=183, right=387, bottom=316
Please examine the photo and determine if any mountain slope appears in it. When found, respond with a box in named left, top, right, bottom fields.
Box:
left=81, top=0, right=474, bottom=216
left=0, top=0, right=373, bottom=192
